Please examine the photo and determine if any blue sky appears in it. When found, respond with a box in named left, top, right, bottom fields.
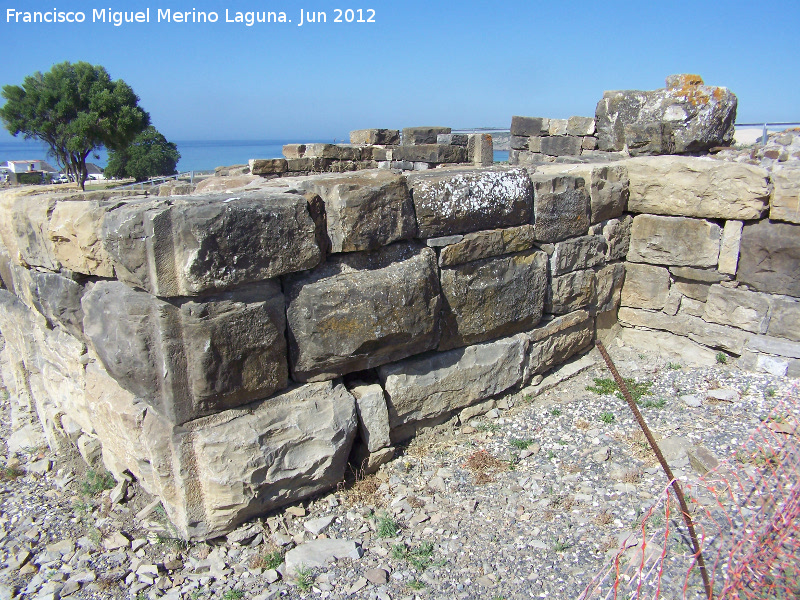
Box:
left=1, top=0, right=798, bottom=142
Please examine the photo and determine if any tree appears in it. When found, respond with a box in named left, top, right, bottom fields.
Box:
left=105, top=126, right=181, bottom=182
left=0, top=61, right=150, bottom=190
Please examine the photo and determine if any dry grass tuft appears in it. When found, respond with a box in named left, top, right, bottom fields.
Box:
left=463, top=449, right=506, bottom=484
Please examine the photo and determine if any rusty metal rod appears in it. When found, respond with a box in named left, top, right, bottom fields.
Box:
left=595, top=340, right=712, bottom=600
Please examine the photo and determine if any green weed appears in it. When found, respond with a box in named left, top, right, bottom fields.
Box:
left=640, top=398, right=667, bottom=409
left=509, top=439, right=535, bottom=450
left=550, top=408, right=562, bottom=417
left=80, top=469, right=116, bottom=496
left=295, top=565, right=314, bottom=591
left=547, top=450, right=556, bottom=459
left=407, top=579, right=426, bottom=590
left=765, top=387, right=777, bottom=398
left=0, top=464, right=24, bottom=480
left=222, top=591, right=244, bottom=600
left=600, top=412, right=615, bottom=424
left=251, top=549, right=283, bottom=570
left=553, top=540, right=573, bottom=552
left=716, top=352, right=728, bottom=365
left=393, top=541, right=435, bottom=570
left=586, top=377, right=653, bottom=404
left=667, top=363, right=682, bottom=370
left=376, top=512, right=399, bottom=538
left=476, top=422, right=500, bottom=433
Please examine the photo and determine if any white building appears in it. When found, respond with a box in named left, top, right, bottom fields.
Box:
left=0, top=160, right=58, bottom=174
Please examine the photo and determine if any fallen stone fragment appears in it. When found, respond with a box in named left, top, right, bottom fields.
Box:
left=681, top=394, right=702, bottom=408
left=284, top=539, right=363, bottom=573
left=304, top=516, right=335, bottom=536
left=365, top=568, right=389, bottom=585
left=705, top=388, right=739, bottom=403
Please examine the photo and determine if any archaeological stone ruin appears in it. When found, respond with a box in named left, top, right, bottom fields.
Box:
left=0, top=75, right=798, bottom=540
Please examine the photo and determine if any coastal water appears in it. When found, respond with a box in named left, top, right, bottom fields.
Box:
left=1, top=138, right=510, bottom=173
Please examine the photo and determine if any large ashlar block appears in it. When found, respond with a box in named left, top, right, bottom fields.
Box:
left=547, top=269, right=595, bottom=314
left=510, top=116, right=549, bottom=137
left=534, top=164, right=629, bottom=224
left=468, top=134, right=493, bottom=167
left=628, top=215, right=721, bottom=267
left=101, top=192, right=325, bottom=297
left=737, top=220, right=800, bottom=297
left=49, top=200, right=116, bottom=277
left=15, top=267, right=85, bottom=339
left=438, top=250, right=548, bottom=351
left=522, top=310, right=594, bottom=382
left=391, top=144, right=467, bottom=164
left=540, top=136, right=582, bottom=157
left=302, top=144, right=362, bottom=160
left=407, top=168, right=532, bottom=238
left=438, top=224, right=536, bottom=267
left=718, top=220, right=743, bottom=275
left=350, top=129, right=400, bottom=145
left=82, top=280, right=288, bottom=425
left=589, top=215, right=632, bottom=261
left=7, top=194, right=61, bottom=271
left=378, top=335, right=526, bottom=430
left=767, top=295, right=800, bottom=342
left=595, top=263, right=626, bottom=314
left=550, top=235, right=607, bottom=277
left=285, top=243, right=441, bottom=382
left=769, top=165, right=800, bottom=224
left=624, top=156, right=770, bottom=219
left=702, top=285, right=771, bottom=334
left=620, top=263, right=670, bottom=309
left=530, top=174, right=590, bottom=243
left=297, top=171, right=416, bottom=253
left=402, top=127, right=451, bottom=145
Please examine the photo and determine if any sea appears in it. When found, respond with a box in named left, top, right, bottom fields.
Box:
left=0, top=138, right=509, bottom=173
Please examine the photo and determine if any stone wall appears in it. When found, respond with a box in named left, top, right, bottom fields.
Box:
left=0, top=162, right=626, bottom=540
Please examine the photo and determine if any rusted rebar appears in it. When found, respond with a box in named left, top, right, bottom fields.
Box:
left=595, top=340, right=713, bottom=600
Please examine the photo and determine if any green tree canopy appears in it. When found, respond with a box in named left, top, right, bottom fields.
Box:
left=0, top=61, right=150, bottom=190
left=105, top=126, right=181, bottom=182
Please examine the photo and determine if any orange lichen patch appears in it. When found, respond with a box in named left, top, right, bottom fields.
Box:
left=666, top=74, right=704, bottom=89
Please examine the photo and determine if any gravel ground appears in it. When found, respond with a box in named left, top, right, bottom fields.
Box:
left=1, top=338, right=798, bottom=600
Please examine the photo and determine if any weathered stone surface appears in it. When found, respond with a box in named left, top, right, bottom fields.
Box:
left=349, top=383, right=390, bottom=453
left=669, top=267, right=726, bottom=283
left=284, top=538, right=363, bottom=573
left=21, top=269, right=85, bottom=339
left=438, top=250, right=547, bottom=350
left=618, top=327, right=719, bottom=366
left=510, top=135, right=530, bottom=150
left=595, top=75, right=737, bottom=155
left=617, top=307, right=749, bottom=354
left=10, top=195, right=60, bottom=271
left=548, top=119, right=569, bottom=136
left=378, top=335, right=525, bottom=428
left=407, top=168, right=532, bottom=238
left=286, top=157, right=333, bottom=172
left=297, top=171, right=416, bottom=253
left=621, top=263, right=670, bottom=309
left=510, top=117, right=549, bottom=137
left=672, top=280, right=711, bottom=302
left=746, top=334, right=800, bottom=360
left=402, top=127, right=451, bottom=145
left=737, top=220, right=800, bottom=297
left=624, top=157, right=769, bottom=219
left=249, top=159, right=287, bottom=175
left=770, top=165, right=800, bottom=224
left=703, top=285, right=770, bottom=333
left=468, top=134, right=493, bottom=167
left=595, top=263, right=626, bottom=313
left=350, top=129, right=400, bottom=145
left=351, top=444, right=395, bottom=474
left=48, top=200, right=116, bottom=277
left=595, top=215, right=632, bottom=261
left=718, top=220, right=743, bottom=275
left=534, top=163, right=629, bottom=224
left=303, top=144, right=361, bottom=160
left=523, top=311, right=593, bottom=381
left=567, top=116, right=596, bottom=136
left=282, top=144, right=307, bottom=159
left=285, top=243, right=441, bottom=382
left=737, top=349, right=796, bottom=378
left=193, top=175, right=260, bottom=193
left=438, top=133, right=469, bottom=146
left=101, top=192, right=324, bottom=296
left=540, top=136, right=582, bottom=157
left=546, top=269, right=595, bottom=314
left=438, top=224, right=536, bottom=267
left=628, top=215, right=721, bottom=267
left=530, top=175, right=590, bottom=243
left=82, top=280, right=288, bottom=424
left=767, top=295, right=800, bottom=342
left=391, top=144, right=466, bottom=164
left=549, top=235, right=607, bottom=277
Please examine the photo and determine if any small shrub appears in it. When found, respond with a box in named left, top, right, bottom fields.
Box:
left=392, top=541, right=436, bottom=571
left=476, top=422, right=500, bottom=433
left=80, top=469, right=116, bottom=496
left=251, top=549, right=283, bottom=570
left=716, top=352, right=728, bottom=364
left=550, top=408, right=562, bottom=417
left=376, top=512, right=399, bottom=538
left=0, top=464, right=24, bottom=480
left=640, top=398, right=667, bottom=409
left=553, top=540, right=573, bottom=552
left=295, top=565, right=314, bottom=591
left=547, top=450, right=556, bottom=459
left=587, top=377, right=653, bottom=404
left=509, top=439, right=535, bottom=450
left=222, top=591, right=244, bottom=600
left=600, top=412, right=615, bottom=424
left=407, top=579, right=426, bottom=590
left=667, top=362, right=682, bottom=370
left=765, top=387, right=777, bottom=398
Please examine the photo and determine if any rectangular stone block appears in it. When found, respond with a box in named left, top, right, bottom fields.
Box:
left=438, top=224, right=536, bottom=267
left=523, top=311, right=593, bottom=381
left=769, top=165, right=800, bottom=224
left=282, top=144, right=307, bottom=159
left=350, top=129, right=400, bottom=145
left=581, top=136, right=598, bottom=150
left=286, top=158, right=332, bottom=172
left=737, top=220, right=800, bottom=297
left=402, top=127, right=451, bottom=145
left=81, top=280, right=289, bottom=425
left=746, top=334, right=800, bottom=359
left=511, top=135, right=530, bottom=150
left=621, top=262, right=670, bottom=309
left=530, top=174, right=590, bottom=243
left=595, top=263, right=626, bottom=313
left=391, top=144, right=467, bottom=164
left=548, top=119, right=569, bottom=136
left=628, top=215, right=721, bottom=267
left=510, top=116, right=549, bottom=137
left=303, top=144, right=362, bottom=160
left=285, top=243, right=441, bottom=382
left=297, top=171, right=416, bottom=253
left=534, top=163, right=629, bottom=224
left=540, top=136, right=582, bottom=157
left=407, top=167, right=532, bottom=238
left=703, top=285, right=771, bottom=334
left=549, top=235, right=607, bottom=277
left=249, top=159, right=288, bottom=175
left=101, top=192, right=324, bottom=297
left=767, top=295, right=800, bottom=342
left=438, top=250, right=548, bottom=351
left=567, top=116, right=596, bottom=136
left=48, top=200, right=116, bottom=277
left=468, top=134, right=493, bottom=167
left=718, top=220, right=743, bottom=275
left=529, top=137, right=543, bottom=152
left=350, top=383, right=391, bottom=452
left=590, top=215, right=632, bottom=261
left=546, top=269, right=595, bottom=314
left=437, top=133, right=469, bottom=146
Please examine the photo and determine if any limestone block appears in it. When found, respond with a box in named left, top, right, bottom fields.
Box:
left=286, top=158, right=332, bottom=172
left=534, top=163, right=629, bottom=224
left=23, top=269, right=85, bottom=339
left=48, top=200, right=115, bottom=277
left=11, top=195, right=60, bottom=271
left=193, top=175, right=260, bottom=193
left=350, top=443, right=395, bottom=474
left=549, top=235, right=607, bottom=277
left=438, top=224, right=536, bottom=267
left=618, top=327, right=719, bottom=366
left=510, top=117, right=549, bottom=137
left=567, top=116, right=596, bottom=136
left=378, top=335, right=525, bottom=429
left=582, top=136, right=599, bottom=150
left=669, top=267, right=726, bottom=283
left=598, top=215, right=632, bottom=261
left=621, top=263, right=670, bottom=309
left=662, top=288, right=682, bottom=316
left=297, top=171, right=416, bottom=253
left=673, top=280, right=711, bottom=302
left=350, top=129, right=400, bottom=145
left=303, top=144, right=362, bottom=161
left=285, top=243, right=441, bottom=382
left=617, top=307, right=749, bottom=354
left=595, top=263, right=626, bottom=313
left=624, top=157, right=770, bottom=219
left=402, top=127, right=451, bottom=145
left=746, top=334, right=800, bottom=360
left=391, top=144, right=466, bottom=164
left=468, top=134, right=493, bottom=167
left=678, top=296, right=706, bottom=318
left=0, top=245, right=12, bottom=293
left=737, top=349, right=796, bottom=378
left=82, top=280, right=288, bottom=425
left=510, top=135, right=530, bottom=150
left=547, top=269, right=595, bottom=314
left=249, top=159, right=287, bottom=175
left=282, top=144, right=307, bottom=159
left=438, top=250, right=547, bottom=351
left=528, top=137, right=543, bottom=152
left=702, top=285, right=770, bottom=334
left=540, top=136, right=582, bottom=157
left=737, top=220, right=800, bottom=297
left=407, top=167, right=532, bottom=238
left=718, top=220, right=743, bottom=275
left=438, top=133, right=469, bottom=146
left=548, top=119, right=569, bottom=136
left=627, top=215, right=721, bottom=267
left=349, top=383, right=391, bottom=453
left=767, top=295, right=800, bottom=342
left=770, top=165, right=800, bottom=224
left=101, top=192, right=324, bottom=297
left=523, top=311, right=593, bottom=380
left=530, top=174, right=590, bottom=243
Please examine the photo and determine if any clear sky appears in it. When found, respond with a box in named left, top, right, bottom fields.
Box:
left=1, top=0, right=798, bottom=142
